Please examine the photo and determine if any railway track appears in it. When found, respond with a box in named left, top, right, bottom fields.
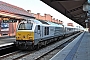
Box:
left=0, top=32, right=81, bottom=60
left=0, top=50, right=33, bottom=60
left=0, top=43, right=18, bottom=56
left=36, top=35, right=78, bottom=60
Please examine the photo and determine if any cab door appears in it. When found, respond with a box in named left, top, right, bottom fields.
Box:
left=37, top=25, right=41, bottom=38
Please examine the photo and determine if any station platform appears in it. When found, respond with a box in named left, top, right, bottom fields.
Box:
left=0, top=36, right=15, bottom=47
left=50, top=32, right=89, bottom=60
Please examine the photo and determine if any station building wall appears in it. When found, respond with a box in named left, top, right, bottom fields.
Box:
left=0, top=10, right=63, bottom=37
left=0, top=20, right=18, bottom=37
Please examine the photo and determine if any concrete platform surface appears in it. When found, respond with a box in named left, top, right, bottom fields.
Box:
left=0, top=36, right=15, bottom=46
left=50, top=32, right=89, bottom=60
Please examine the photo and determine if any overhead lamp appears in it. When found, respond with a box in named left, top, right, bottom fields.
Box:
left=85, top=19, right=88, bottom=23
left=83, top=3, right=90, bottom=11
left=83, top=0, right=90, bottom=11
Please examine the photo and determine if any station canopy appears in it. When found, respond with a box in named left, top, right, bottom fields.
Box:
left=41, top=0, right=87, bottom=28
left=0, top=1, right=34, bottom=19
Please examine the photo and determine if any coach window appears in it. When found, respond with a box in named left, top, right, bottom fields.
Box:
left=38, top=25, right=40, bottom=30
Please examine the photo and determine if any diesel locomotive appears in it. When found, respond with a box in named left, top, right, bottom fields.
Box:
left=15, top=19, right=81, bottom=50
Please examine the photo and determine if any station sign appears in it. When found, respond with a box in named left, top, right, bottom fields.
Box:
left=2, top=19, right=17, bottom=23
left=0, top=17, right=17, bottom=23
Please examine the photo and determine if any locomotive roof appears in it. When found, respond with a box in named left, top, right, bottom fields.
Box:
left=27, top=19, right=48, bottom=25
left=33, top=19, right=63, bottom=27
left=21, top=19, right=64, bottom=27
left=38, top=20, right=49, bottom=25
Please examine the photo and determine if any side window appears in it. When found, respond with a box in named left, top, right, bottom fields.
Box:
left=47, top=27, right=49, bottom=35
left=44, top=27, right=49, bottom=35
left=44, top=27, right=47, bottom=35
left=38, top=25, right=40, bottom=30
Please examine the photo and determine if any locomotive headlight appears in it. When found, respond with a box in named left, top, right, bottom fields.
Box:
left=27, top=34, right=33, bottom=40
left=27, top=32, right=34, bottom=40
left=29, top=37, right=33, bottom=40
left=16, top=37, right=20, bottom=40
left=16, top=33, right=21, bottom=39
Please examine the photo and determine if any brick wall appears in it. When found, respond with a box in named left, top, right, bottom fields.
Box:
left=0, top=10, right=63, bottom=37
left=28, top=10, right=63, bottom=24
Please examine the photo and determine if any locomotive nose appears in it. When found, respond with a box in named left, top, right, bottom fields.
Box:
left=16, top=31, right=34, bottom=41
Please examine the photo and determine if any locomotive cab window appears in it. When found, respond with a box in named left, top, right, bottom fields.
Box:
left=18, top=23, right=33, bottom=30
